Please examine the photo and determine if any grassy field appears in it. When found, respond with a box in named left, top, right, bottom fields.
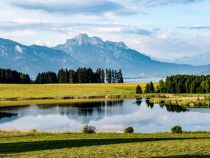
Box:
left=0, top=83, right=153, bottom=106
left=1, top=83, right=210, bottom=108
left=0, top=83, right=147, bottom=99
left=0, top=131, right=210, bottom=158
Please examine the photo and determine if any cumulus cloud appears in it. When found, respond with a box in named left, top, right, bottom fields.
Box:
left=0, top=0, right=209, bottom=63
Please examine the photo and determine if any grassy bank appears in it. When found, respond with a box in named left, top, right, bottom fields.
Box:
left=0, top=131, right=210, bottom=157
left=150, top=93, right=210, bottom=108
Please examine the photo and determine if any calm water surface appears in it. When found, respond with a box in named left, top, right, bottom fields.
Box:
left=0, top=99, right=210, bottom=133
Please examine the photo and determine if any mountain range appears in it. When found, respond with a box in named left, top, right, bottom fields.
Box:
left=0, top=33, right=210, bottom=77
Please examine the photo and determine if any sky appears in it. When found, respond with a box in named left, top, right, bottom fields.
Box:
left=1, top=0, right=210, bottom=62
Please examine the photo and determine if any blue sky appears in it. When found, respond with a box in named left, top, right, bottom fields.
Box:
left=1, top=0, right=210, bottom=63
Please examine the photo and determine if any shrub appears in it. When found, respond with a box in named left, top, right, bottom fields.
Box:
left=82, top=125, right=96, bottom=134
left=124, top=127, right=134, bottom=133
left=136, top=85, right=142, bottom=94
left=171, top=125, right=182, bottom=133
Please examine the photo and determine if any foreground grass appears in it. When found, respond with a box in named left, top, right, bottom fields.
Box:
left=0, top=131, right=210, bottom=157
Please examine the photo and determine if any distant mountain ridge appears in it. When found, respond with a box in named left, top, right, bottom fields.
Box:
left=0, top=34, right=210, bottom=77
left=54, top=34, right=210, bottom=76
left=0, top=38, right=81, bottom=77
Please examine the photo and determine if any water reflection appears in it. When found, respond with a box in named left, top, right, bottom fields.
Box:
left=159, top=104, right=188, bottom=112
left=145, top=100, right=154, bottom=108
left=136, top=99, right=142, bottom=106
left=0, top=99, right=210, bottom=132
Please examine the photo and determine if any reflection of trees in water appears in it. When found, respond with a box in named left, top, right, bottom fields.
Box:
left=145, top=100, right=154, bottom=108
left=107, top=100, right=124, bottom=106
left=37, top=102, right=105, bottom=116
left=58, top=100, right=125, bottom=123
left=0, top=112, right=17, bottom=119
left=159, top=104, right=187, bottom=112
left=136, top=99, right=142, bottom=106
left=0, top=100, right=125, bottom=124
left=145, top=100, right=187, bottom=112
left=38, top=100, right=124, bottom=117
left=71, top=102, right=105, bottom=116
left=0, top=112, right=18, bottom=124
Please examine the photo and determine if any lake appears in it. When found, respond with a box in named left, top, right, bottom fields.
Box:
left=0, top=99, right=210, bottom=133
left=124, top=77, right=165, bottom=83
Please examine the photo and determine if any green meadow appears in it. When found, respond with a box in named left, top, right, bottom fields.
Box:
left=1, top=83, right=210, bottom=108
left=0, top=83, right=150, bottom=106
left=0, top=131, right=210, bottom=158
left=0, top=83, right=145, bottom=99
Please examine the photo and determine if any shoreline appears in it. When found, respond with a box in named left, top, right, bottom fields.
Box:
left=149, top=94, right=210, bottom=108
left=1, top=93, right=210, bottom=108
left=0, top=97, right=138, bottom=107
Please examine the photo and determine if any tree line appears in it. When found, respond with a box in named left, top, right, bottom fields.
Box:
left=0, top=68, right=30, bottom=83
left=0, top=68, right=123, bottom=84
left=136, top=75, right=210, bottom=94
left=157, top=75, right=210, bottom=93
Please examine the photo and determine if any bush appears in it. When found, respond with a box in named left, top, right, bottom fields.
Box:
left=124, top=127, right=134, bottom=133
left=136, top=85, right=142, bottom=94
left=82, top=125, right=96, bottom=134
left=171, top=125, right=182, bottom=133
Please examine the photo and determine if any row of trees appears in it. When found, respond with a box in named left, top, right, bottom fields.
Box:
left=136, top=82, right=155, bottom=94
left=0, top=68, right=30, bottom=83
left=158, top=75, right=210, bottom=93
left=35, top=68, right=123, bottom=84
left=136, top=75, right=210, bottom=94
left=0, top=68, right=123, bottom=84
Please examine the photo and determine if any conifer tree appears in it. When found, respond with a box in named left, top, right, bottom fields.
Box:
left=136, top=85, right=142, bottom=94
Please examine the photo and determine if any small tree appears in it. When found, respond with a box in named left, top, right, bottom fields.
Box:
left=149, top=82, right=155, bottom=93
left=159, top=79, right=166, bottom=93
left=144, top=82, right=155, bottom=93
left=144, top=83, right=150, bottom=93
left=136, top=85, right=142, bottom=94
left=82, top=125, right=96, bottom=134
left=171, top=125, right=182, bottom=133
left=124, top=127, right=134, bottom=133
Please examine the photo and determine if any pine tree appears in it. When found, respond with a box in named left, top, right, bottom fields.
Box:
left=136, top=85, right=142, bottom=94
left=144, top=83, right=150, bottom=93
left=118, top=69, right=123, bottom=83
left=149, top=82, right=155, bottom=93
left=106, top=69, right=112, bottom=83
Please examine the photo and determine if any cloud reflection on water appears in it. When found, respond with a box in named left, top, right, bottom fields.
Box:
left=0, top=99, right=210, bottom=133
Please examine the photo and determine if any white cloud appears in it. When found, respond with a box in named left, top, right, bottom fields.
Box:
left=34, top=40, right=53, bottom=47
left=0, top=0, right=210, bottom=63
